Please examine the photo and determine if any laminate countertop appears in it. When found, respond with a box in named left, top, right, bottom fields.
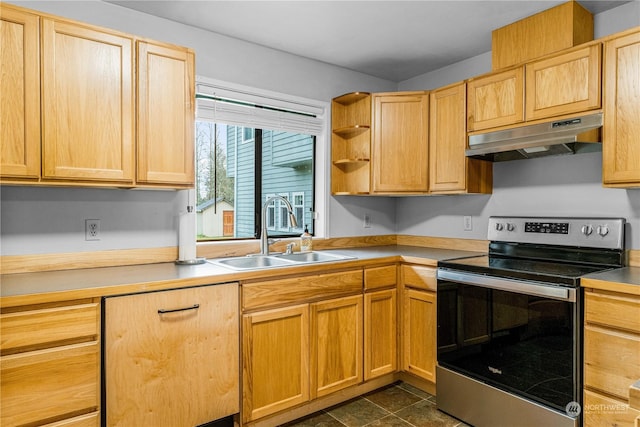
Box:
left=0, top=245, right=481, bottom=308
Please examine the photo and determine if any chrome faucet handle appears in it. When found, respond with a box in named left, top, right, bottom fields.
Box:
left=267, top=238, right=280, bottom=246
left=285, top=243, right=295, bottom=255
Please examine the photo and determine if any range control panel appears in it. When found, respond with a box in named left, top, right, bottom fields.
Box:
left=488, top=217, right=625, bottom=249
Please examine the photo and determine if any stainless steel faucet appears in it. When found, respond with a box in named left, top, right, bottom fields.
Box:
left=260, top=195, right=298, bottom=255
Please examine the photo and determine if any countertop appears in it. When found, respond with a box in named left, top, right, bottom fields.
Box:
left=582, top=266, right=640, bottom=295
left=0, top=245, right=480, bottom=307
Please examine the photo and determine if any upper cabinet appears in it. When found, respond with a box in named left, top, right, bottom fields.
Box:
left=331, top=92, right=371, bottom=195
left=137, top=41, right=195, bottom=186
left=0, top=3, right=195, bottom=189
left=371, top=92, right=429, bottom=193
left=468, top=43, right=602, bottom=134
left=41, top=17, right=134, bottom=183
left=429, top=82, right=491, bottom=194
left=0, top=7, right=40, bottom=179
left=602, top=29, right=640, bottom=188
left=525, top=44, right=601, bottom=121
left=467, top=67, right=524, bottom=132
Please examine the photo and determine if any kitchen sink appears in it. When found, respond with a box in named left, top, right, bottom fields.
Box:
left=208, top=251, right=355, bottom=270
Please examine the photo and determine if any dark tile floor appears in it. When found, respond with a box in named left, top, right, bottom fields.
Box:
left=281, top=382, right=469, bottom=427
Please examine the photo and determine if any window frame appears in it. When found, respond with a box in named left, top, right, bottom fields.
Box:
left=194, top=77, right=330, bottom=243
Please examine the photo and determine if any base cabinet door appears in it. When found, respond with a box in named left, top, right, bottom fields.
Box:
left=104, top=283, right=239, bottom=427
left=242, top=304, right=310, bottom=423
left=311, top=295, right=363, bottom=398
left=402, top=288, right=436, bottom=382
left=364, top=289, right=397, bottom=380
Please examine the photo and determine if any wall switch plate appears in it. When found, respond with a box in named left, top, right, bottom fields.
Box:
left=85, top=219, right=100, bottom=241
left=464, top=216, right=473, bottom=231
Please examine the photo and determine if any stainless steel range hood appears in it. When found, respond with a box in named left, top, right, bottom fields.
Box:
left=466, top=112, right=603, bottom=162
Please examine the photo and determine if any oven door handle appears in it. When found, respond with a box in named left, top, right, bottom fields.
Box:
left=437, top=269, right=576, bottom=302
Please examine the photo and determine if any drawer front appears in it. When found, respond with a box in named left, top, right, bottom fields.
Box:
left=586, top=291, right=640, bottom=333
left=42, top=411, right=100, bottom=427
left=1, top=342, right=99, bottom=427
left=584, top=325, right=640, bottom=400
left=401, top=264, right=436, bottom=291
left=1, top=302, right=99, bottom=354
left=584, top=389, right=640, bottom=427
left=364, top=265, right=397, bottom=290
left=243, top=270, right=363, bottom=311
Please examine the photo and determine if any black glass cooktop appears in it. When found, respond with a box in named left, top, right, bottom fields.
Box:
left=438, top=254, right=612, bottom=287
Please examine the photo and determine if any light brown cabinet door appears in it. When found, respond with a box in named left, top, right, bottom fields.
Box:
left=525, top=44, right=601, bottom=121
left=0, top=5, right=40, bottom=179
left=41, top=18, right=134, bottom=182
left=402, top=288, right=436, bottom=383
left=467, top=67, right=524, bottom=131
left=104, top=283, right=239, bottom=427
left=603, top=31, right=640, bottom=187
left=364, top=289, right=397, bottom=380
left=372, top=92, right=429, bottom=193
left=311, top=294, right=363, bottom=398
left=429, top=82, right=467, bottom=193
left=137, top=41, right=195, bottom=186
left=243, top=304, right=309, bottom=423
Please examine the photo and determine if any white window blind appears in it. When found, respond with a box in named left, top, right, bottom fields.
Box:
left=196, top=77, right=325, bottom=135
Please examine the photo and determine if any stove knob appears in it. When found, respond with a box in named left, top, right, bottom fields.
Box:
left=506, top=223, right=515, bottom=232
left=495, top=223, right=504, bottom=231
left=581, top=224, right=593, bottom=236
left=597, top=225, right=609, bottom=237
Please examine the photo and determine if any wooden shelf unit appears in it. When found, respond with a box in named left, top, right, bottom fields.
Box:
left=331, top=92, right=371, bottom=195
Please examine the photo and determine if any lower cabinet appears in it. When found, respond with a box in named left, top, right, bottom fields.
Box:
left=241, top=269, right=365, bottom=423
left=583, top=285, right=640, bottom=426
left=311, top=295, right=363, bottom=398
left=401, top=265, right=437, bottom=383
left=0, top=299, right=101, bottom=427
left=103, top=283, right=239, bottom=427
left=364, top=288, right=398, bottom=380
left=242, top=304, right=310, bottom=422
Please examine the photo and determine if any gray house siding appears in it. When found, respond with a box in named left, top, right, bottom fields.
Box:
left=227, top=126, right=314, bottom=237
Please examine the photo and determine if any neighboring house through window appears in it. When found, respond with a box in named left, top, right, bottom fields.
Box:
left=194, top=78, right=326, bottom=242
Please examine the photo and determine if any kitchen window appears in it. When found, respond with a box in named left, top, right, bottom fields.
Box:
left=195, top=78, right=327, bottom=242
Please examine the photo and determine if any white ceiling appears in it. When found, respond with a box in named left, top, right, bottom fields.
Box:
left=107, top=1, right=629, bottom=82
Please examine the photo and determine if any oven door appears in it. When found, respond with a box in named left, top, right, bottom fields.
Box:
left=437, top=268, right=581, bottom=415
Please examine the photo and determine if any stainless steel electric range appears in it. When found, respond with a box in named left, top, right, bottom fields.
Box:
left=436, top=216, right=626, bottom=427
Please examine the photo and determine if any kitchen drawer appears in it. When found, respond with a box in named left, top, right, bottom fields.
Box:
left=584, top=324, right=640, bottom=401
left=1, top=301, right=99, bottom=354
left=42, top=411, right=100, bottom=427
left=242, top=269, right=363, bottom=311
left=584, top=389, right=640, bottom=427
left=1, top=341, right=100, bottom=427
left=401, top=264, right=437, bottom=291
left=364, top=265, right=397, bottom=290
left=586, top=290, right=640, bottom=333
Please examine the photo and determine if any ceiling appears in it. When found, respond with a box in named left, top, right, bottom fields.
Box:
left=107, top=1, right=630, bottom=82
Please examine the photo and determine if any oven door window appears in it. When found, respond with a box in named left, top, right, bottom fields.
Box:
left=437, top=280, right=577, bottom=412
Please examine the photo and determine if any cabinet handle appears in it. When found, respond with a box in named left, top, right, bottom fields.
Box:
left=157, top=304, right=200, bottom=314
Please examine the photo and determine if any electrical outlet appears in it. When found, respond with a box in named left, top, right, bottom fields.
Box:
left=85, top=219, right=100, bottom=241
left=464, top=216, right=472, bottom=231
left=363, top=213, right=372, bottom=228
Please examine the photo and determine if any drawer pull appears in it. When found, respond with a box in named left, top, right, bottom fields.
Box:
left=157, top=304, right=200, bottom=314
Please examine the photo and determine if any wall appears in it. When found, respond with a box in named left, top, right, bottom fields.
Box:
left=396, top=1, right=640, bottom=249
left=0, top=0, right=397, bottom=256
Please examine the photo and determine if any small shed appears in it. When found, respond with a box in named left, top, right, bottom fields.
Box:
left=196, top=198, right=234, bottom=238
